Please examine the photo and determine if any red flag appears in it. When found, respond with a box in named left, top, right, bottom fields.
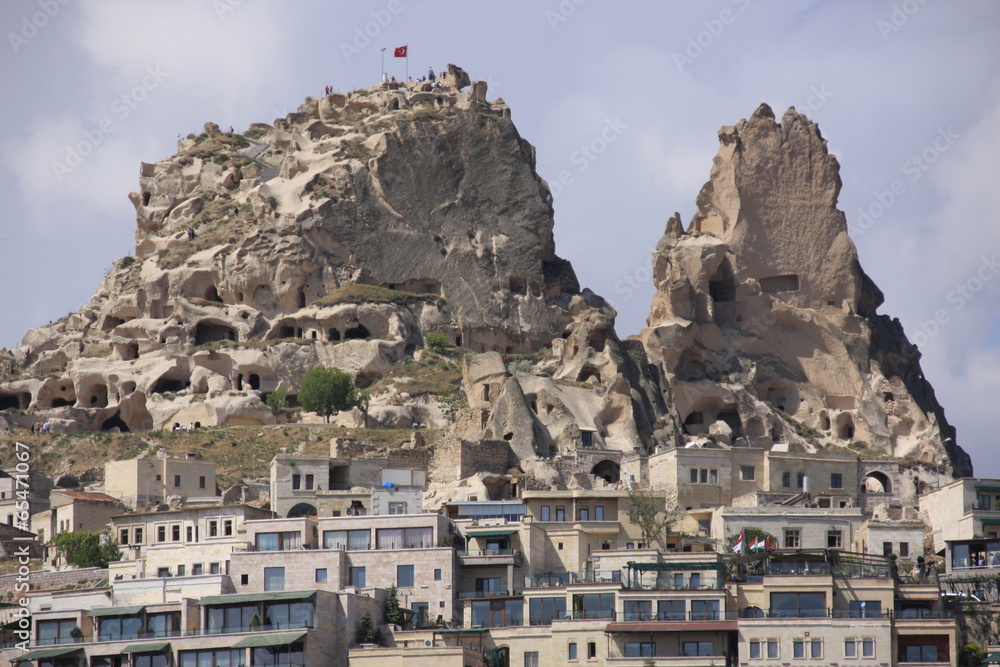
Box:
left=394, top=45, right=407, bottom=58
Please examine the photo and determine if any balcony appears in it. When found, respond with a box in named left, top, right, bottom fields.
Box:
left=457, top=549, right=522, bottom=567
left=525, top=571, right=621, bottom=588
left=457, top=590, right=521, bottom=600
left=607, top=611, right=738, bottom=623
left=606, top=655, right=726, bottom=666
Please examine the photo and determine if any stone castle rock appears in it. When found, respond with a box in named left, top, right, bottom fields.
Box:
left=0, top=73, right=971, bottom=483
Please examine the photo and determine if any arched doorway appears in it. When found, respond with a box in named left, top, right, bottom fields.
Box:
left=591, top=460, right=621, bottom=485
left=287, top=503, right=317, bottom=518
left=863, top=471, right=892, bottom=494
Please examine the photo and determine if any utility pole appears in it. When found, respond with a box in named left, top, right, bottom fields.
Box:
left=381, top=48, right=386, bottom=83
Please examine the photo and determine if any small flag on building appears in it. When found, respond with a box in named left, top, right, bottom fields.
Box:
left=732, top=531, right=745, bottom=554
left=394, top=45, right=408, bottom=57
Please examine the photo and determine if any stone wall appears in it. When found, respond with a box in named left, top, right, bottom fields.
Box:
left=429, top=438, right=510, bottom=484
left=0, top=567, right=107, bottom=601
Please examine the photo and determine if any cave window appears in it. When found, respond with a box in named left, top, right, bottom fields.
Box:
left=101, top=316, right=124, bottom=332
left=296, top=328, right=303, bottom=338
left=684, top=412, right=704, bottom=425
left=482, top=385, right=490, bottom=402
left=194, top=321, right=236, bottom=346
left=152, top=377, right=186, bottom=394
left=345, top=324, right=370, bottom=340
left=298, top=291, right=307, bottom=308
left=579, top=367, right=601, bottom=384
left=883, top=392, right=894, bottom=402
left=820, top=413, right=831, bottom=431
left=237, top=292, right=244, bottom=302
left=51, top=398, right=73, bottom=408
left=142, top=191, right=151, bottom=206
left=328, top=329, right=341, bottom=342
left=509, top=276, right=527, bottom=295
left=311, top=331, right=317, bottom=340
left=455, top=335, right=462, bottom=347
left=204, top=285, right=222, bottom=303
left=235, top=374, right=243, bottom=391
left=717, top=410, right=744, bottom=438
left=121, top=382, right=136, bottom=396
left=759, top=274, right=800, bottom=294
left=708, top=262, right=736, bottom=303
left=101, top=411, right=130, bottom=433
left=126, top=343, right=139, bottom=360
left=280, top=326, right=295, bottom=339
left=248, top=374, right=261, bottom=391
left=838, top=414, right=855, bottom=440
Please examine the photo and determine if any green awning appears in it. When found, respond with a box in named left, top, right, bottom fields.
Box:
left=985, top=651, right=1000, bottom=664
left=980, top=519, right=1000, bottom=526
left=467, top=529, right=518, bottom=537
left=233, top=630, right=307, bottom=648
left=90, top=605, right=145, bottom=617
left=976, top=485, right=1000, bottom=494
left=12, top=646, right=84, bottom=662
left=121, top=642, right=170, bottom=654
left=626, top=561, right=726, bottom=572
left=196, top=590, right=317, bottom=606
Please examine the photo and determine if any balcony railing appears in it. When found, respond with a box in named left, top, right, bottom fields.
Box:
left=34, top=624, right=313, bottom=646
left=525, top=571, right=622, bottom=588
left=458, top=590, right=521, bottom=599
left=458, top=549, right=520, bottom=558
left=609, top=611, right=738, bottom=622
left=623, top=582, right=723, bottom=591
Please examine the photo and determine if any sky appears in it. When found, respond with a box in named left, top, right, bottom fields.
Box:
left=1, top=0, right=998, bottom=474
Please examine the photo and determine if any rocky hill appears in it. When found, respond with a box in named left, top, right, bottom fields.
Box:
left=0, top=66, right=971, bottom=485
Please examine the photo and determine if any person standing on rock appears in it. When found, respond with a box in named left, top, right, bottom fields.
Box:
left=428, top=67, right=435, bottom=81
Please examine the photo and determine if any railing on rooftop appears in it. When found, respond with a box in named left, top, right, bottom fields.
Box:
left=458, top=590, right=521, bottom=599
left=34, top=623, right=313, bottom=646
left=525, top=571, right=622, bottom=588
left=458, top=549, right=521, bottom=558
left=608, top=611, right=738, bottom=622
left=622, top=582, right=723, bottom=591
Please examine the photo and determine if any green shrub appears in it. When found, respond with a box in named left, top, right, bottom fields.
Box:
left=425, top=332, right=449, bottom=350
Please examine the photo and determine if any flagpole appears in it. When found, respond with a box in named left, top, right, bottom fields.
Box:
left=380, top=48, right=386, bottom=83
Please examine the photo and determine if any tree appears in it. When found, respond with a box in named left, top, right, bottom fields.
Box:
left=265, top=388, right=288, bottom=413
left=357, top=610, right=382, bottom=645
left=622, top=486, right=681, bottom=551
left=51, top=532, right=121, bottom=568
left=384, top=584, right=405, bottom=625
left=960, top=643, right=987, bottom=667
left=356, top=391, right=371, bottom=425
left=424, top=331, right=449, bottom=350
left=299, top=367, right=357, bottom=423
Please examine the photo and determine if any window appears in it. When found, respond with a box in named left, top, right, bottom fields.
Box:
left=323, top=529, right=370, bottom=551
left=845, top=640, right=857, bottom=658
left=157, top=567, right=170, bottom=578
left=811, top=640, right=823, bottom=659
left=587, top=642, right=596, bottom=659
left=767, top=640, right=779, bottom=658
left=623, top=600, right=652, bottom=621
left=133, top=654, right=169, bottom=667
left=797, top=472, right=805, bottom=488
left=709, top=469, right=718, bottom=484
left=178, top=649, right=244, bottom=667
left=192, top=564, right=203, bottom=576
left=156, top=525, right=166, bottom=542
left=578, top=507, right=589, bottom=521
left=305, top=474, right=314, bottom=490
left=594, top=505, right=604, bottom=521
left=134, top=527, right=143, bottom=543
left=120, top=528, right=129, bottom=545
left=376, top=526, right=432, bottom=549
left=831, top=473, right=843, bottom=489
left=690, top=572, right=701, bottom=588
left=397, top=564, right=415, bottom=587
left=849, top=600, right=881, bottom=618
left=883, top=541, right=893, bottom=556
left=683, top=641, right=714, bottom=657
left=529, top=597, right=566, bottom=625
left=199, top=476, right=206, bottom=489
left=862, top=640, right=874, bottom=658
left=540, top=505, right=550, bottom=521
left=36, top=618, right=77, bottom=645
left=475, top=577, right=503, bottom=595
left=241, top=574, right=249, bottom=585
left=524, top=652, right=539, bottom=667
left=691, top=468, right=699, bottom=484
left=174, top=474, right=181, bottom=488
left=206, top=603, right=256, bottom=634
left=155, top=474, right=162, bottom=482
left=750, top=641, right=761, bottom=659
left=568, top=643, right=578, bottom=660
left=555, top=506, right=566, bottom=521
left=979, top=493, right=992, bottom=510
left=740, top=465, right=755, bottom=481
left=782, top=472, right=791, bottom=487
left=315, top=568, right=327, bottom=582
left=827, top=530, right=842, bottom=548
left=172, top=524, right=181, bottom=541
left=388, top=502, right=407, bottom=515
left=145, top=611, right=181, bottom=639
left=263, top=567, right=285, bottom=591
left=580, top=431, right=593, bottom=446
left=350, top=566, right=366, bottom=588
left=434, top=568, right=442, bottom=581
left=255, top=531, right=301, bottom=551
left=658, top=599, right=684, bottom=620
left=187, top=526, right=195, bottom=542
left=690, top=599, right=718, bottom=620
left=784, top=529, right=801, bottom=549
left=571, top=593, right=614, bottom=619
left=208, top=521, right=218, bottom=537
left=700, top=469, right=708, bottom=484
left=770, top=592, right=825, bottom=617
left=292, top=474, right=301, bottom=490
left=794, top=641, right=805, bottom=658
left=900, top=542, right=909, bottom=557
left=98, top=614, right=142, bottom=641
left=625, top=642, right=655, bottom=657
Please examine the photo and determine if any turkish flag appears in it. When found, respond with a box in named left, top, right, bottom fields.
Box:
left=394, top=45, right=407, bottom=57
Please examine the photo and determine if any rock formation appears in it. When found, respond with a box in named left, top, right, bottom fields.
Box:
left=641, top=104, right=970, bottom=476
left=0, top=73, right=971, bottom=484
